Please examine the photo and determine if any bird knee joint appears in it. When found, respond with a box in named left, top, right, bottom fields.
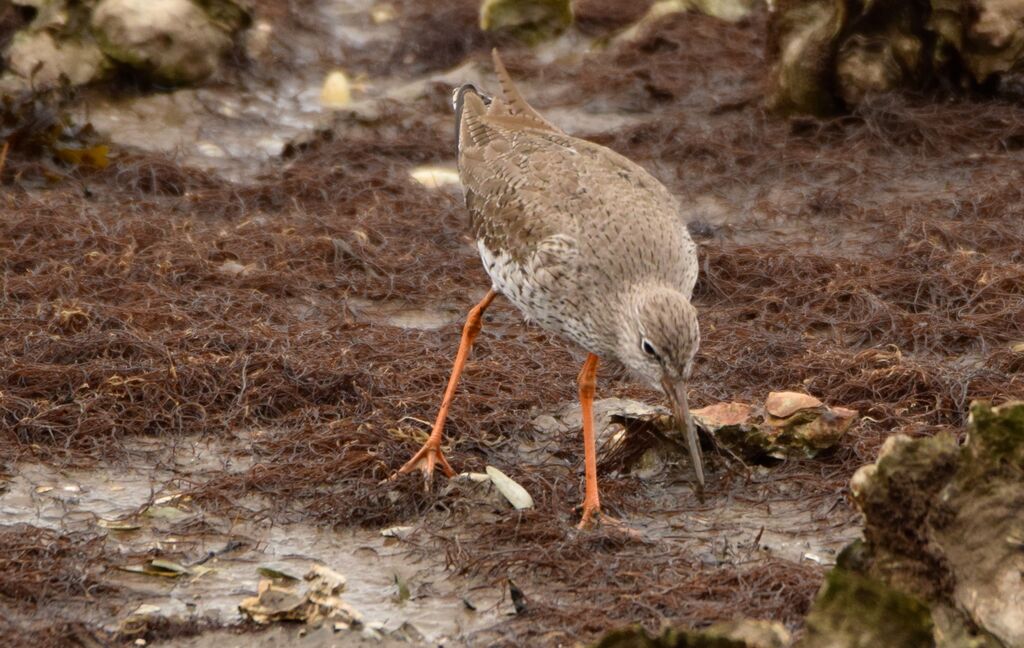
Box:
left=464, top=313, right=484, bottom=337
left=578, top=376, right=596, bottom=397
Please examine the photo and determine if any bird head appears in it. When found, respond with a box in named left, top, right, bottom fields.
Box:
left=616, top=284, right=704, bottom=487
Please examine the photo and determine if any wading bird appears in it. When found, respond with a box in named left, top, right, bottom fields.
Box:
left=396, top=50, right=702, bottom=527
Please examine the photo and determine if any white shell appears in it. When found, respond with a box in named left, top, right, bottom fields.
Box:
left=485, top=465, right=534, bottom=510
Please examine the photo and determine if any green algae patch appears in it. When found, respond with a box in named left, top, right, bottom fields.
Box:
left=479, top=0, right=573, bottom=44
left=800, top=568, right=934, bottom=648
left=959, top=401, right=1024, bottom=488
left=935, top=402, right=1024, bottom=646
left=838, top=400, right=1024, bottom=647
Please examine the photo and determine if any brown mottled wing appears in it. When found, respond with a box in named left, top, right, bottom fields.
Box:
left=458, top=91, right=697, bottom=298
left=458, top=93, right=578, bottom=265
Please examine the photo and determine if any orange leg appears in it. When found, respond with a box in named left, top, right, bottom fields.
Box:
left=397, top=289, right=498, bottom=480
left=577, top=353, right=602, bottom=528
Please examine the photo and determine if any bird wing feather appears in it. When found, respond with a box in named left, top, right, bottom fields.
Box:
left=457, top=80, right=695, bottom=297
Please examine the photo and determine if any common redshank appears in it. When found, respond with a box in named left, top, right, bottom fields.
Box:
left=396, top=50, right=702, bottom=528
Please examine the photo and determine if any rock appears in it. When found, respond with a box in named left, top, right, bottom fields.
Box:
left=763, top=391, right=857, bottom=456
left=711, top=620, right=791, bottom=648
left=243, top=19, right=273, bottom=60
left=809, top=400, right=1024, bottom=647
left=441, top=471, right=510, bottom=511
left=764, top=391, right=822, bottom=418
left=690, top=401, right=754, bottom=428
left=409, top=165, right=461, bottom=189
left=835, top=32, right=915, bottom=106
left=91, top=0, right=246, bottom=85
left=536, top=394, right=854, bottom=477
left=305, top=564, right=346, bottom=594
left=933, top=0, right=1024, bottom=83
left=614, top=0, right=759, bottom=44
left=3, top=29, right=107, bottom=87
left=534, top=398, right=679, bottom=477
left=765, top=0, right=846, bottom=116
left=593, top=619, right=790, bottom=647
left=239, top=581, right=311, bottom=624
left=939, top=401, right=1024, bottom=646
left=767, top=0, right=1024, bottom=115
left=689, top=0, right=760, bottom=22
left=320, top=70, right=352, bottom=109
left=479, top=0, right=573, bottom=44
left=240, top=562, right=362, bottom=627
left=693, top=392, right=856, bottom=460
left=532, top=398, right=668, bottom=444
left=12, top=0, right=73, bottom=31
left=798, top=568, right=935, bottom=648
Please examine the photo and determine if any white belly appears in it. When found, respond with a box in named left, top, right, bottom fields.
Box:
left=477, top=240, right=543, bottom=319
left=477, top=240, right=600, bottom=351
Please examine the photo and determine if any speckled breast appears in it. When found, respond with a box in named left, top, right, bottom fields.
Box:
left=476, top=240, right=603, bottom=354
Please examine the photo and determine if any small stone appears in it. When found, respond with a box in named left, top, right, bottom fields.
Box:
left=217, top=260, right=252, bottom=277
left=321, top=70, right=352, bottom=109
left=362, top=621, right=386, bottom=641
left=305, top=563, right=346, bottom=594
left=244, top=20, right=273, bottom=59
left=380, top=525, right=414, bottom=538
left=409, top=166, right=460, bottom=189
left=197, top=141, right=227, bottom=158
left=370, top=4, right=397, bottom=24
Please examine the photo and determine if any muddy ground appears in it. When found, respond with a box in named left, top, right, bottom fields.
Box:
left=2, top=0, right=1024, bottom=646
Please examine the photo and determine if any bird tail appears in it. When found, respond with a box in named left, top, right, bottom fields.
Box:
left=490, top=49, right=561, bottom=133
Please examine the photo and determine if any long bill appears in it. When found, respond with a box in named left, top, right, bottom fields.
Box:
left=662, top=376, right=705, bottom=489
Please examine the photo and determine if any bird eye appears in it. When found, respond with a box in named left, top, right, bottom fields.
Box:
left=641, top=339, right=658, bottom=357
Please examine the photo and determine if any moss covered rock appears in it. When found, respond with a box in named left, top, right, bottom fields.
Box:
left=90, top=0, right=248, bottom=85
left=479, top=0, right=573, bottom=44
left=767, top=0, right=1024, bottom=116
left=934, top=402, right=1024, bottom=647
left=691, top=392, right=856, bottom=460
left=830, top=401, right=1024, bottom=647
left=800, top=568, right=934, bottom=648
left=766, top=0, right=847, bottom=116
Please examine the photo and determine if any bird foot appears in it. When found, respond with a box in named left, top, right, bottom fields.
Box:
left=391, top=440, right=456, bottom=485
left=576, top=506, right=644, bottom=540
left=577, top=500, right=602, bottom=529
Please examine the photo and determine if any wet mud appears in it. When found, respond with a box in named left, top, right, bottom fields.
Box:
left=2, top=0, right=1024, bottom=646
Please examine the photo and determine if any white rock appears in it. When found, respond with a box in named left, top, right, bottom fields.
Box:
left=244, top=19, right=273, bottom=59
left=380, top=525, right=414, bottom=538
left=320, top=70, right=352, bottom=109
left=485, top=466, right=534, bottom=510
left=14, top=0, right=69, bottom=31
left=410, top=166, right=461, bottom=189
left=849, top=463, right=877, bottom=500
left=91, top=0, right=233, bottom=84
left=4, top=30, right=107, bottom=87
